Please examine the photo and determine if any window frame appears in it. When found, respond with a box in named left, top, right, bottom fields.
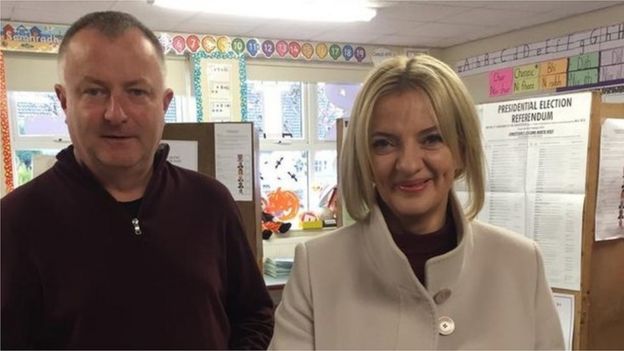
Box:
left=251, top=80, right=361, bottom=230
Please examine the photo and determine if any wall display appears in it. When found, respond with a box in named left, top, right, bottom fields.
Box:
left=0, top=22, right=63, bottom=53
left=488, top=46, right=624, bottom=97
left=594, top=118, right=624, bottom=241
left=191, top=51, right=247, bottom=122
left=513, top=63, right=539, bottom=93
left=456, top=22, right=624, bottom=76
left=162, top=123, right=263, bottom=262
left=214, top=123, right=253, bottom=201
left=472, top=92, right=593, bottom=291
left=600, top=46, right=624, bottom=81
left=1, top=21, right=427, bottom=65
left=539, top=58, right=568, bottom=90
left=489, top=67, right=513, bottom=97
left=0, top=50, right=12, bottom=194
left=567, top=52, right=599, bottom=87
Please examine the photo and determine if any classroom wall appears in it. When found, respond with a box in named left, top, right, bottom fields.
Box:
left=438, top=4, right=624, bottom=104
left=4, top=4, right=624, bottom=104
left=3, top=52, right=192, bottom=96
left=247, top=59, right=372, bottom=83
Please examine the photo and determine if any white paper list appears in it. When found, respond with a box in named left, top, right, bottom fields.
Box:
left=478, top=92, right=592, bottom=291
left=214, top=123, right=253, bottom=201
left=595, top=118, right=624, bottom=241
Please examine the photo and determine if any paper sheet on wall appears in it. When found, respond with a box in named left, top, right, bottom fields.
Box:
left=210, top=81, right=231, bottom=100
left=162, top=140, right=198, bottom=172
left=478, top=92, right=591, bottom=291
left=210, top=101, right=232, bottom=121
left=204, top=62, right=234, bottom=122
left=214, top=124, right=253, bottom=201
left=553, top=292, right=575, bottom=351
left=207, top=63, right=231, bottom=82
left=595, top=118, right=624, bottom=241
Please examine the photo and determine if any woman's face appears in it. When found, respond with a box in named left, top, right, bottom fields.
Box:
left=369, top=88, right=458, bottom=234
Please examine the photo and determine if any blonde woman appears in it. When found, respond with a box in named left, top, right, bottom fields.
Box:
left=269, top=55, right=564, bottom=349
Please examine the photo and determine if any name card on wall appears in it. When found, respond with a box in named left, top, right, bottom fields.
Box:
left=568, top=52, right=599, bottom=71
left=489, top=68, right=513, bottom=97
left=514, top=64, right=540, bottom=93
left=540, top=58, right=568, bottom=89
left=568, top=69, right=599, bottom=86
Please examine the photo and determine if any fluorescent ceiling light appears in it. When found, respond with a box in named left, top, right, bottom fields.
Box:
left=150, top=0, right=377, bottom=22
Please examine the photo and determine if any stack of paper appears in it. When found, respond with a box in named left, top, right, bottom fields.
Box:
left=264, top=257, right=294, bottom=278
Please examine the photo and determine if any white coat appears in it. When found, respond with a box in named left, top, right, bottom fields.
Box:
left=269, top=195, right=564, bottom=349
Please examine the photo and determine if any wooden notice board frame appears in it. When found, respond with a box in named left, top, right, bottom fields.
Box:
left=162, top=122, right=263, bottom=266
left=575, top=93, right=624, bottom=349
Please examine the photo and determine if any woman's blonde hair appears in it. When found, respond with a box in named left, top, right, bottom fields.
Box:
left=340, top=54, right=485, bottom=221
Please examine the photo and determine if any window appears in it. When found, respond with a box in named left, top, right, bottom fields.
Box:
left=7, top=91, right=194, bottom=187
left=247, top=80, right=361, bottom=230
left=7, top=91, right=70, bottom=187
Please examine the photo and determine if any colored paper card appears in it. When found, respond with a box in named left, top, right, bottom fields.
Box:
left=539, top=58, right=568, bottom=76
left=567, top=68, right=599, bottom=86
left=489, top=68, right=513, bottom=97
left=540, top=72, right=567, bottom=89
left=600, top=46, right=624, bottom=66
left=600, top=63, right=624, bottom=81
left=513, top=64, right=539, bottom=93
left=568, top=52, right=599, bottom=71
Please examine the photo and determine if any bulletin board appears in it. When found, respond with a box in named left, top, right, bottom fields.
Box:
left=473, top=91, right=624, bottom=349
left=162, top=122, right=263, bottom=266
left=191, top=52, right=247, bottom=122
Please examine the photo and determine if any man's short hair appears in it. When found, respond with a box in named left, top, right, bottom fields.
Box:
left=58, top=11, right=164, bottom=63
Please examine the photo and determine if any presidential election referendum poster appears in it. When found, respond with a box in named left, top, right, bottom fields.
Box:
left=475, top=92, right=592, bottom=291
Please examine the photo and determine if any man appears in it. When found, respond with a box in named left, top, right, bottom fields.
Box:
left=1, top=11, right=274, bottom=349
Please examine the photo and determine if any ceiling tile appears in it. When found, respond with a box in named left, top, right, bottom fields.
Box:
left=0, top=0, right=621, bottom=49
left=376, top=3, right=469, bottom=22
left=242, top=22, right=329, bottom=41
left=309, top=31, right=384, bottom=45
left=415, top=21, right=491, bottom=38
left=111, top=1, right=195, bottom=32
left=171, top=21, right=258, bottom=37
left=442, top=7, right=530, bottom=27
left=373, top=33, right=457, bottom=48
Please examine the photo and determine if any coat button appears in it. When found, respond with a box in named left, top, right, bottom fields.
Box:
left=438, top=316, right=455, bottom=336
left=433, top=289, right=451, bottom=304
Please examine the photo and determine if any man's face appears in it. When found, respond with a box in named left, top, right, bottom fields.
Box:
left=55, top=28, right=173, bottom=174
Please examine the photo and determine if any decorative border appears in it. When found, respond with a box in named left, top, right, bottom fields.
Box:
left=456, top=22, right=624, bottom=76
left=0, top=51, right=13, bottom=192
left=191, top=51, right=247, bottom=122
left=1, top=21, right=423, bottom=64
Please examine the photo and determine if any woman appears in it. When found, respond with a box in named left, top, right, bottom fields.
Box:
left=269, top=55, right=564, bottom=349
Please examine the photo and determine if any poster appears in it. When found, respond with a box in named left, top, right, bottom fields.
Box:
left=553, top=293, right=575, bottom=351
left=193, top=53, right=244, bottom=123
left=162, top=140, right=198, bottom=172
left=595, top=118, right=624, bottom=240
left=214, top=123, right=253, bottom=201
left=205, top=63, right=234, bottom=122
left=478, top=92, right=592, bottom=291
